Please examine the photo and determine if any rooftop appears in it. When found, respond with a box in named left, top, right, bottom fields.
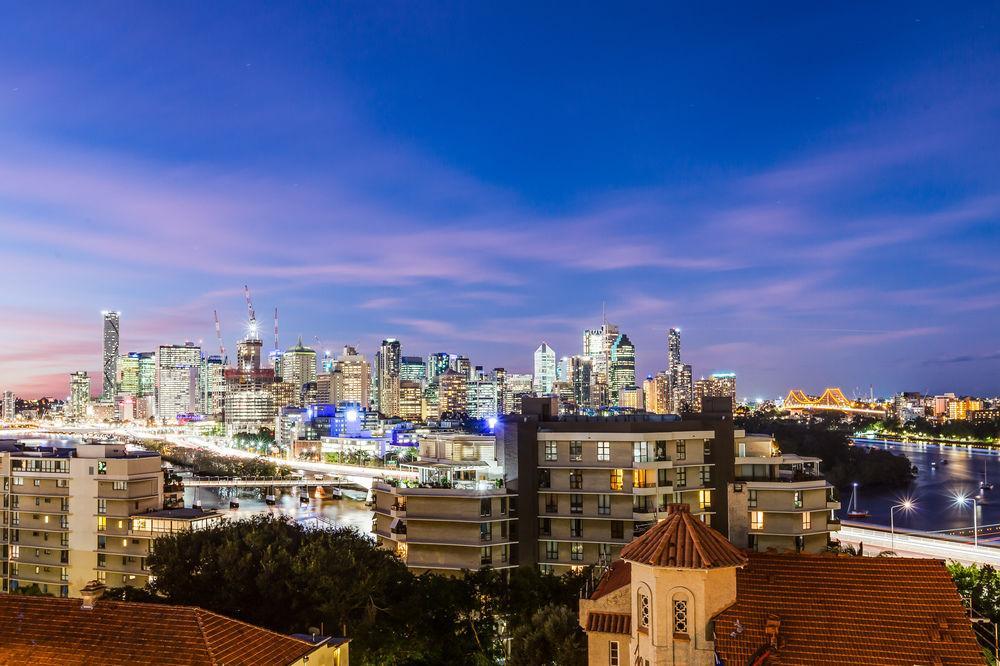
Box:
left=714, top=553, right=983, bottom=666
left=618, top=504, right=748, bottom=569
left=132, top=507, right=222, bottom=520
left=0, top=593, right=340, bottom=666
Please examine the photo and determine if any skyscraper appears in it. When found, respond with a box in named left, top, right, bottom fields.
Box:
left=200, top=355, right=227, bottom=417
left=69, top=371, right=91, bottom=420
left=374, top=338, right=402, bottom=417
left=282, top=337, right=318, bottom=396
left=155, top=344, right=201, bottom=422
left=567, top=355, right=593, bottom=408
left=426, top=352, right=451, bottom=381
left=101, top=311, right=120, bottom=400
left=643, top=372, right=671, bottom=414
left=533, top=342, right=556, bottom=395
left=583, top=322, right=620, bottom=385
left=401, top=356, right=426, bottom=383
left=332, top=345, right=371, bottom=408
left=608, top=333, right=636, bottom=406
left=672, top=363, right=694, bottom=413
left=1, top=390, right=15, bottom=421
left=667, top=327, right=681, bottom=380
left=492, top=367, right=507, bottom=414
left=695, top=372, right=737, bottom=411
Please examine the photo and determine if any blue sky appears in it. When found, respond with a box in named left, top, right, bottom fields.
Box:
left=0, top=2, right=997, bottom=398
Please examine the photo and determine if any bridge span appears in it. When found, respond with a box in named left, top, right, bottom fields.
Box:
left=838, top=522, right=1000, bottom=566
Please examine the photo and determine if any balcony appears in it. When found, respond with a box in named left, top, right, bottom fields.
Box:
left=632, top=482, right=659, bottom=497
left=390, top=503, right=407, bottom=518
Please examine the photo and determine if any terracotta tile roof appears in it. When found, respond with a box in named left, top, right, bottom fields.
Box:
left=590, top=560, right=632, bottom=599
left=618, top=504, right=748, bottom=569
left=714, top=553, right=985, bottom=666
left=586, top=611, right=631, bottom=634
left=0, top=593, right=332, bottom=665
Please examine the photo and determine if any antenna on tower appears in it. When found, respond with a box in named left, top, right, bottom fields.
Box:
left=213, top=310, right=227, bottom=361
left=602, top=301, right=607, bottom=326
left=274, top=307, right=279, bottom=352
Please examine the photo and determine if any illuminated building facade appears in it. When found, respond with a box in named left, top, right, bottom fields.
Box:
left=608, top=333, right=636, bottom=406
left=281, top=338, right=317, bottom=404
left=374, top=339, right=401, bottom=417
left=101, top=311, right=120, bottom=401
left=438, top=370, right=468, bottom=416
left=69, top=372, right=91, bottom=420
left=533, top=342, right=556, bottom=395
left=1, top=391, right=15, bottom=422
left=331, top=346, right=371, bottom=408
left=694, top=372, right=737, bottom=411
left=155, top=344, right=201, bottom=423
left=643, top=373, right=671, bottom=414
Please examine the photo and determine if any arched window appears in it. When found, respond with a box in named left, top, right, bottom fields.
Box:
left=673, top=598, right=689, bottom=635
left=638, top=591, right=650, bottom=631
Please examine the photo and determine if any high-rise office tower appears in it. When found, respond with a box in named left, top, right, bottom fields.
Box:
left=155, top=344, right=201, bottom=422
left=401, top=356, right=426, bottom=383
left=374, top=339, right=402, bottom=417
left=466, top=379, right=498, bottom=419
left=608, top=333, right=636, bottom=406
left=101, top=311, right=120, bottom=401
left=236, top=338, right=263, bottom=373
left=200, top=355, right=227, bottom=417
left=118, top=352, right=156, bottom=398
left=533, top=342, right=556, bottom=395
left=282, top=338, right=318, bottom=397
left=332, top=345, right=371, bottom=408
left=438, top=369, right=468, bottom=416
left=583, top=323, right=620, bottom=385
left=451, top=355, right=472, bottom=380
left=492, top=367, right=507, bottom=415
left=426, top=352, right=451, bottom=382
left=568, top=355, right=593, bottom=408
left=1, top=390, right=15, bottom=421
left=69, top=371, right=91, bottom=420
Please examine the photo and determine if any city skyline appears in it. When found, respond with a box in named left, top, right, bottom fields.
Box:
left=1, top=4, right=998, bottom=397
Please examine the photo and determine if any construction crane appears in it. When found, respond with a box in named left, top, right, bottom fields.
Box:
left=213, top=310, right=227, bottom=360
left=243, top=284, right=259, bottom=339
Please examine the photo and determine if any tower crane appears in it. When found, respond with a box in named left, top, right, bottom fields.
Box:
left=243, top=284, right=259, bottom=340
left=274, top=307, right=280, bottom=352
left=213, top=310, right=227, bottom=361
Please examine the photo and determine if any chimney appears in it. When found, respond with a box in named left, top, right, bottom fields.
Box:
left=80, top=580, right=106, bottom=610
left=764, top=614, right=782, bottom=648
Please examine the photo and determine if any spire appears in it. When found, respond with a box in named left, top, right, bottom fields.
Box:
left=619, top=504, right=747, bottom=569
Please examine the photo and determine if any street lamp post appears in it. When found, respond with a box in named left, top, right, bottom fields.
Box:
left=889, top=499, right=915, bottom=552
left=955, top=494, right=980, bottom=548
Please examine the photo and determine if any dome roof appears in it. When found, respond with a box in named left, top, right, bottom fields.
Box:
left=619, top=504, right=747, bottom=569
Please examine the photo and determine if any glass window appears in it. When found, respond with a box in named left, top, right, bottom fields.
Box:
left=676, top=468, right=687, bottom=488
left=657, top=468, right=670, bottom=487
left=480, top=523, right=492, bottom=542
left=751, top=511, right=764, bottom=530
left=611, top=521, right=624, bottom=539
left=748, top=489, right=758, bottom=508
left=704, top=440, right=712, bottom=457
left=96, top=516, right=106, bottom=532
left=97, top=499, right=106, bottom=515
left=570, top=543, right=584, bottom=561
left=633, top=441, right=649, bottom=463
left=570, top=519, right=582, bottom=538
left=698, top=489, right=712, bottom=511
left=793, top=491, right=803, bottom=509
left=610, top=640, right=620, bottom=666
left=569, top=441, right=583, bottom=461
left=597, top=494, right=611, bottom=516
left=545, top=541, right=558, bottom=560
left=570, top=470, right=582, bottom=489
left=570, top=494, right=583, bottom=514
left=802, top=511, right=811, bottom=530
left=97, top=461, right=107, bottom=475
left=544, top=441, right=557, bottom=461
left=544, top=494, right=558, bottom=513
left=539, top=518, right=551, bottom=536
left=654, top=441, right=667, bottom=461
left=673, top=599, right=689, bottom=634
left=538, top=469, right=551, bottom=489
left=700, top=467, right=711, bottom=485
left=676, top=442, right=686, bottom=460
left=610, top=469, right=623, bottom=491
left=597, top=441, right=611, bottom=462
left=480, top=498, right=492, bottom=517
left=480, top=547, right=492, bottom=566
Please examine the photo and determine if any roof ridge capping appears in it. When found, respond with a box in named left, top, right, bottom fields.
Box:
left=619, top=503, right=748, bottom=569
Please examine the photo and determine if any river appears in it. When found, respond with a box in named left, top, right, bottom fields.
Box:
left=847, top=438, right=1000, bottom=537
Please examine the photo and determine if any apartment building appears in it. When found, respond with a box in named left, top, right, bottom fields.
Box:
left=499, top=397, right=736, bottom=574
left=0, top=438, right=219, bottom=596
left=372, top=433, right=517, bottom=575
left=728, top=432, right=840, bottom=553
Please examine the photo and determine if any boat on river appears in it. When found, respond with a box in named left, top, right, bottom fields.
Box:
left=846, top=482, right=870, bottom=519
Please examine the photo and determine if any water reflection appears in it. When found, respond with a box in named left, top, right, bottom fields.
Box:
left=845, top=439, right=1000, bottom=536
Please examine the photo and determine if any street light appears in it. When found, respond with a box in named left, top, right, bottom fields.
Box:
left=954, top=493, right=980, bottom=548
left=889, top=499, right=915, bottom=551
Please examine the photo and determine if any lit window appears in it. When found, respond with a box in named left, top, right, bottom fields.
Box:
left=597, top=441, right=611, bottom=462
left=570, top=441, right=583, bottom=461
left=544, top=441, right=557, bottom=461
left=673, top=599, right=689, bottom=634
left=610, top=469, right=623, bottom=491
left=802, top=512, right=812, bottom=530
left=571, top=543, right=584, bottom=561
left=638, top=593, right=650, bottom=629
left=698, top=490, right=712, bottom=511
left=793, top=491, right=802, bottom=509
left=633, top=441, right=649, bottom=463
left=751, top=511, right=764, bottom=531
left=97, top=517, right=107, bottom=532
left=97, top=461, right=107, bottom=475
left=675, top=442, right=686, bottom=460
